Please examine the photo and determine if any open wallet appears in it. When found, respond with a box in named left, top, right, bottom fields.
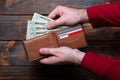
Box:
left=23, top=25, right=87, bottom=61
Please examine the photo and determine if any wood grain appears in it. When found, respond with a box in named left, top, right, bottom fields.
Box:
left=0, top=0, right=119, bottom=80
left=0, top=40, right=120, bottom=66
left=0, top=16, right=120, bottom=40
left=0, top=0, right=107, bottom=15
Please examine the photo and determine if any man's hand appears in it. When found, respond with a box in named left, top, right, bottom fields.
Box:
left=47, top=5, right=89, bottom=29
left=39, top=47, right=86, bottom=65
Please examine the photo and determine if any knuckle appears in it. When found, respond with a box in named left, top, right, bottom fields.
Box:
left=57, top=5, right=63, bottom=9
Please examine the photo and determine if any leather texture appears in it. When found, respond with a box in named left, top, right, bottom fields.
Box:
left=23, top=32, right=59, bottom=61
left=23, top=26, right=87, bottom=61
left=55, top=31, right=87, bottom=49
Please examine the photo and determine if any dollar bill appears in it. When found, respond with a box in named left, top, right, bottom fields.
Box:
left=26, top=13, right=68, bottom=40
left=32, top=13, right=52, bottom=23
left=26, top=21, right=35, bottom=40
left=26, top=21, right=49, bottom=40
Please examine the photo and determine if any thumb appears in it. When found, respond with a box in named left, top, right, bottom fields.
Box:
left=47, top=17, right=65, bottom=29
left=39, top=48, right=59, bottom=64
left=39, top=48, right=58, bottom=56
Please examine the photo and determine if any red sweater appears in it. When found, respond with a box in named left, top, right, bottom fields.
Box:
left=81, top=2, right=120, bottom=80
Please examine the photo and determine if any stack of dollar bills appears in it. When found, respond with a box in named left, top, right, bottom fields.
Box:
left=26, top=13, right=68, bottom=40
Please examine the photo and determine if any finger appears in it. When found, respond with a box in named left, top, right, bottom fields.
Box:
left=39, top=48, right=58, bottom=56
left=47, top=17, right=65, bottom=29
left=48, top=7, right=59, bottom=19
left=105, top=2, right=110, bottom=4
left=40, top=56, right=58, bottom=64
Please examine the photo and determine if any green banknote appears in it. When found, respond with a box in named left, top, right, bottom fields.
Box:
left=26, top=13, right=68, bottom=40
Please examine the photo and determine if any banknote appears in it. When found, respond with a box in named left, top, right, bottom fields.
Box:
left=26, top=21, right=49, bottom=40
left=26, top=21, right=35, bottom=40
left=32, top=13, right=52, bottom=23
left=26, top=13, right=68, bottom=40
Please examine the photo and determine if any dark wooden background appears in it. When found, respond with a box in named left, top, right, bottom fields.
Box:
left=0, top=0, right=120, bottom=80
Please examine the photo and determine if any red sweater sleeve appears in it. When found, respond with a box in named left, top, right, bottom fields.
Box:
left=81, top=51, right=120, bottom=80
left=87, top=2, right=120, bottom=28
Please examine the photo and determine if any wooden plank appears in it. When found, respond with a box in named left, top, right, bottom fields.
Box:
left=0, top=40, right=120, bottom=66
left=0, top=0, right=107, bottom=15
left=83, top=23, right=120, bottom=40
left=0, top=15, right=32, bottom=40
left=0, top=17, right=120, bottom=40
left=0, top=41, right=29, bottom=66
left=0, top=66, right=101, bottom=80
left=86, top=40, right=120, bottom=58
left=0, top=0, right=37, bottom=15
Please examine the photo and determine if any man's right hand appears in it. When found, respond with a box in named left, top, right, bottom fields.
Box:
left=47, top=5, right=89, bottom=29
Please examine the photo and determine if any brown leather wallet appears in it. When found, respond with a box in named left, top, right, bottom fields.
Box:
left=23, top=32, right=59, bottom=61
left=23, top=25, right=87, bottom=61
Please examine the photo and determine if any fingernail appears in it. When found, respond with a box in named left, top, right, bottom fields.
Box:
left=47, top=23, right=51, bottom=29
left=39, top=48, right=45, bottom=54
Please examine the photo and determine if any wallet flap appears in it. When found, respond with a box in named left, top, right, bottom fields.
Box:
left=55, top=25, right=87, bottom=49
left=23, top=25, right=87, bottom=61
left=23, top=32, right=59, bottom=61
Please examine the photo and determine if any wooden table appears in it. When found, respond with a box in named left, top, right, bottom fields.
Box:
left=0, top=0, right=120, bottom=80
